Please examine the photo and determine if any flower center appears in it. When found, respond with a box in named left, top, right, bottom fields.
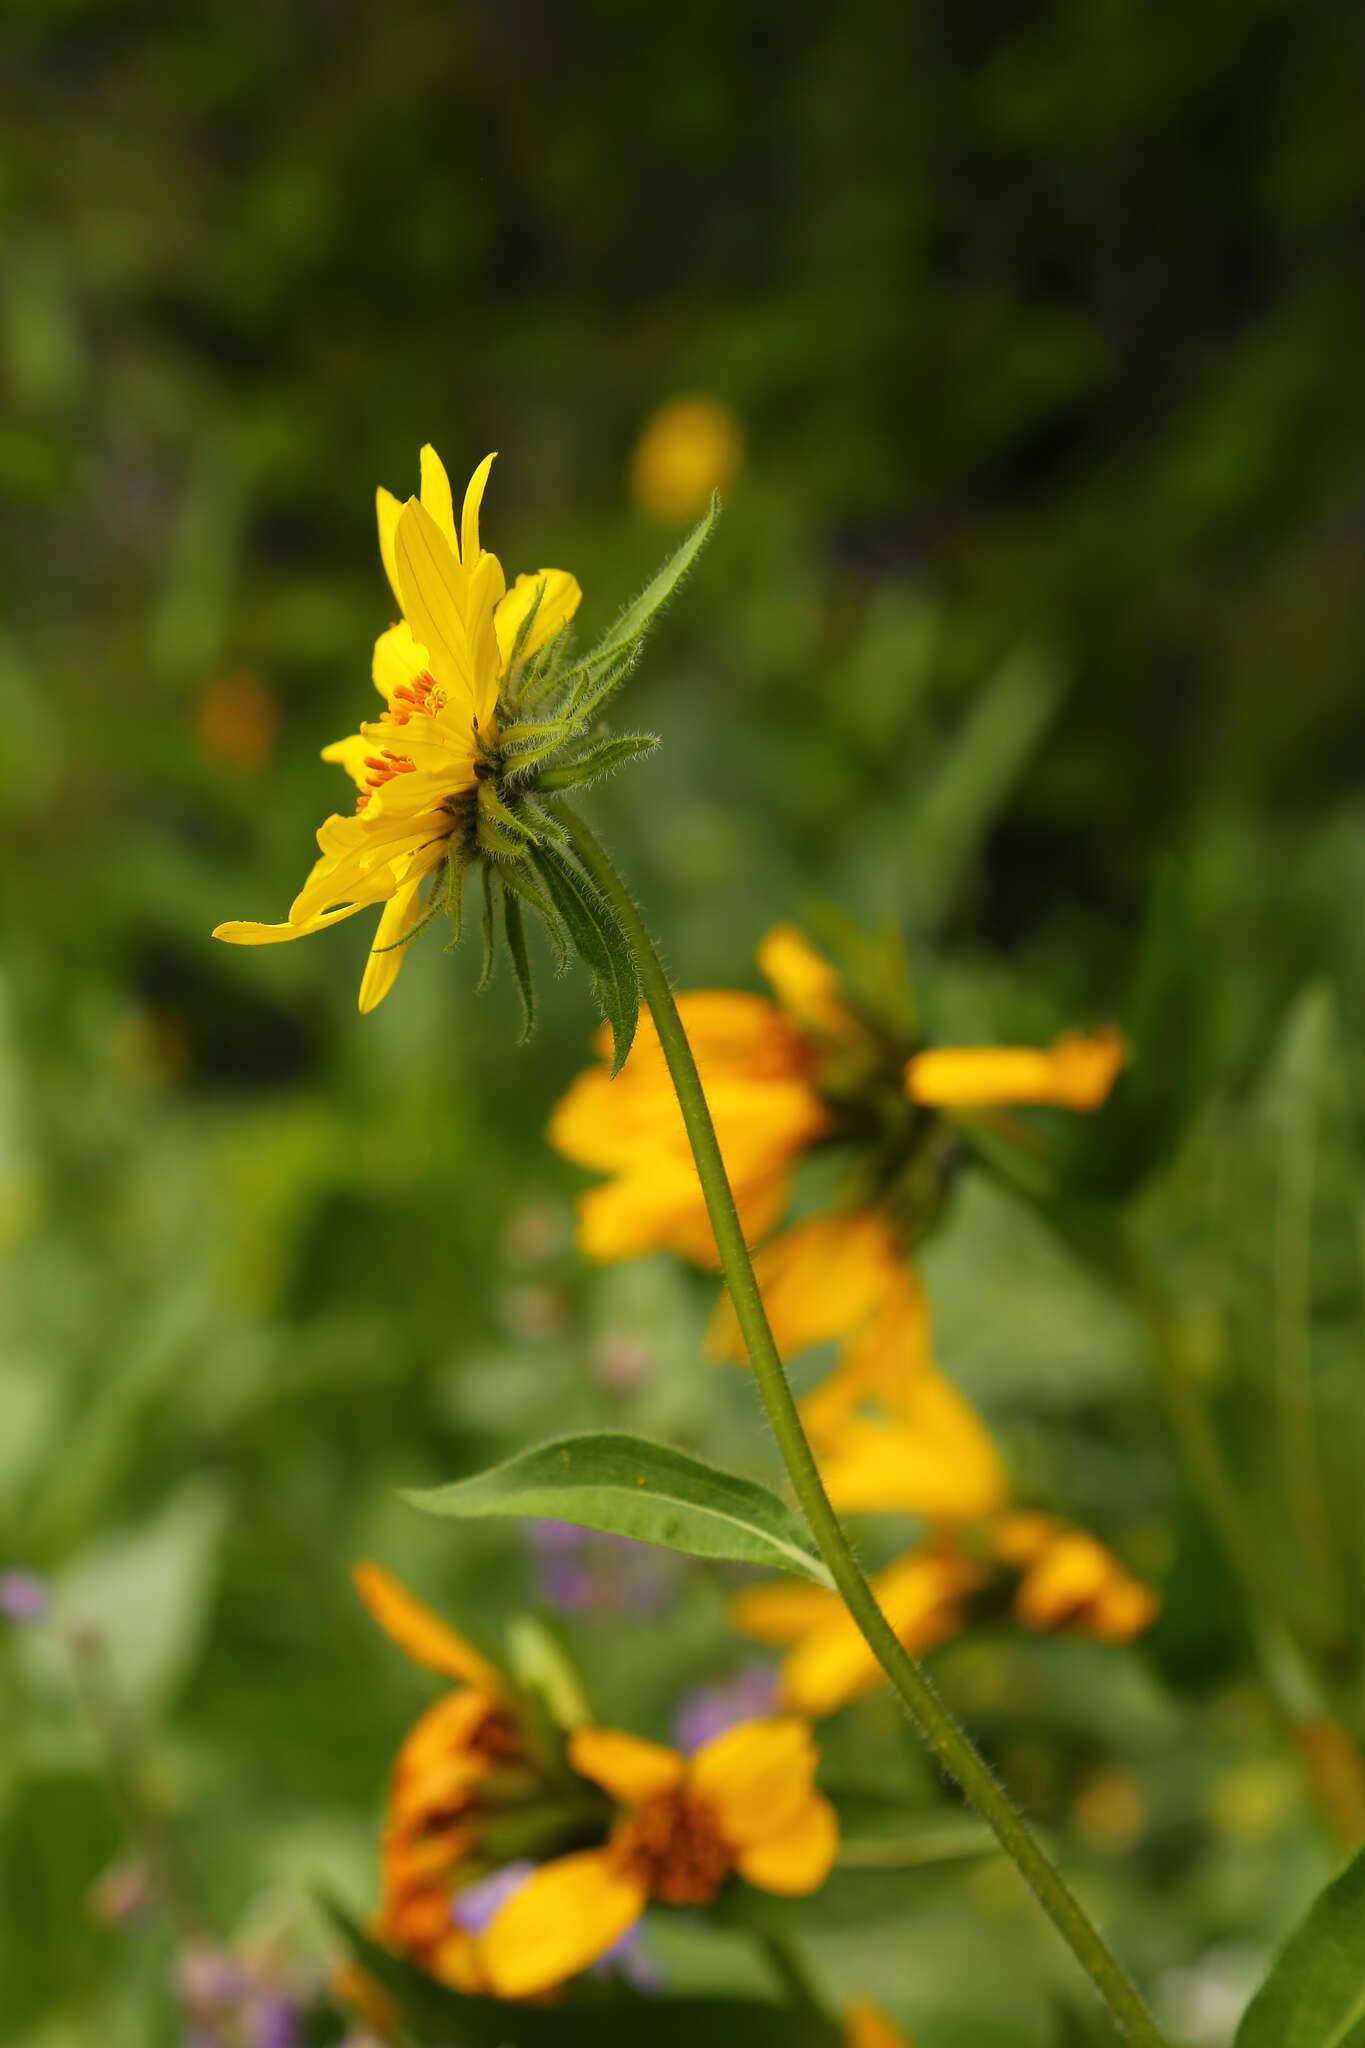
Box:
left=610, top=1790, right=732, bottom=1906
left=390, top=670, right=446, bottom=724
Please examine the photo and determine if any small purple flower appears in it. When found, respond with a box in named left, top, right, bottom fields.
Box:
left=673, top=1664, right=780, bottom=1753
left=451, top=1860, right=537, bottom=1934
left=595, top=1922, right=662, bottom=1994
left=0, top=1570, right=48, bottom=1624
left=527, top=1521, right=678, bottom=1619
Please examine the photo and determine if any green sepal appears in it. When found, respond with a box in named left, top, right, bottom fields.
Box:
left=501, top=879, right=536, bottom=1042
left=497, top=858, right=569, bottom=974
left=475, top=864, right=497, bottom=994
left=444, top=852, right=469, bottom=950
left=477, top=779, right=538, bottom=845
left=531, top=840, right=640, bottom=1073
left=536, top=733, right=659, bottom=792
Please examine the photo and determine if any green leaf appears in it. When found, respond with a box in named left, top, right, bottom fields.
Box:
left=501, top=880, right=536, bottom=1043
left=405, top=1430, right=833, bottom=1587
left=536, top=733, right=660, bottom=792
left=532, top=841, right=640, bottom=1073
left=327, top=1904, right=841, bottom=2047
left=1234, top=1845, right=1365, bottom=2047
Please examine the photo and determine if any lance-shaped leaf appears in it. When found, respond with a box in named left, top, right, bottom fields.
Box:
left=536, top=733, right=659, bottom=793
left=532, top=840, right=639, bottom=1073
left=405, top=1431, right=833, bottom=1588
left=557, top=496, right=719, bottom=726
left=1233, top=1844, right=1365, bottom=2047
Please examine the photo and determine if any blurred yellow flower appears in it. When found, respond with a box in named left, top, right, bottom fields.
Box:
left=629, top=396, right=742, bottom=523
left=213, top=447, right=580, bottom=1012
left=353, top=1562, right=517, bottom=1991
left=195, top=670, right=279, bottom=772
left=990, top=1514, right=1158, bottom=1641
left=482, top=1718, right=835, bottom=1997
left=549, top=990, right=830, bottom=1265
left=732, top=1548, right=986, bottom=1717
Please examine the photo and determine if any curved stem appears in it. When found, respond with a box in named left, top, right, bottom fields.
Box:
left=554, top=801, right=1168, bottom=2047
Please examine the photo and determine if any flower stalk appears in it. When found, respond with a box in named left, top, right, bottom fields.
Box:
left=553, top=798, right=1170, bottom=2048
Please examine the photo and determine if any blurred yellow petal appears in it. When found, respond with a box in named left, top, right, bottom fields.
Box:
left=733, top=1788, right=837, bottom=1894
left=906, top=1028, right=1124, bottom=1112
left=815, top=1368, right=1008, bottom=1522
left=461, top=451, right=497, bottom=567
left=569, top=1727, right=684, bottom=1805
left=482, top=1849, right=645, bottom=1998
left=419, top=444, right=457, bottom=552
left=352, top=1561, right=503, bottom=1694
left=800, top=1265, right=935, bottom=1441
left=708, top=1212, right=901, bottom=1364
left=1008, top=1526, right=1158, bottom=1642
left=846, top=2000, right=919, bottom=2048
left=775, top=1550, right=979, bottom=1717
left=494, top=568, right=583, bottom=667
left=358, top=875, right=426, bottom=1015
left=376, top=487, right=403, bottom=604
left=757, top=924, right=855, bottom=1041
left=728, top=1580, right=841, bottom=1645
left=629, top=397, right=741, bottom=524
left=690, top=1717, right=818, bottom=1842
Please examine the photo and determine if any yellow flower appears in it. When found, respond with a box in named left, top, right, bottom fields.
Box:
left=990, top=1514, right=1158, bottom=1642
left=629, top=396, right=742, bottom=524
left=353, top=1562, right=518, bottom=1991
left=213, top=447, right=581, bottom=1012
left=732, top=1549, right=986, bottom=1718
left=906, top=1028, right=1124, bottom=1112
left=549, top=992, right=830, bottom=1265
left=707, top=1211, right=904, bottom=1365
left=845, top=1999, right=920, bottom=2047
left=482, top=1718, right=836, bottom=1998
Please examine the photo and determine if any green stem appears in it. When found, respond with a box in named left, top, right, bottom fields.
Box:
left=554, top=801, right=1168, bottom=2048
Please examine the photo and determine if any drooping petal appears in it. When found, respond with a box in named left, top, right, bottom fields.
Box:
left=494, top=568, right=583, bottom=668
left=419, top=444, right=457, bottom=553
left=481, top=1849, right=646, bottom=1998
left=358, top=873, right=427, bottom=1015
left=757, top=924, right=856, bottom=1041
left=707, top=1212, right=902, bottom=1364
left=689, top=1717, right=818, bottom=1844
left=905, top=1028, right=1124, bottom=1112
left=352, top=1561, right=503, bottom=1694
left=569, top=1727, right=685, bottom=1805
left=212, top=901, right=367, bottom=945
left=732, top=1787, right=837, bottom=1894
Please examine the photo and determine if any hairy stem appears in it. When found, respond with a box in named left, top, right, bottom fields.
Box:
left=554, top=800, right=1169, bottom=2047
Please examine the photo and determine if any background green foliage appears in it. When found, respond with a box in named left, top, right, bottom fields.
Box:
left=2, top=1, right=1364, bottom=2041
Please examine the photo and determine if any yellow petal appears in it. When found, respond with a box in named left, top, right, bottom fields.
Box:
left=372, top=620, right=431, bottom=704
left=569, top=1727, right=685, bottom=1805
left=461, top=452, right=497, bottom=568
left=733, top=1788, right=838, bottom=1895
left=845, top=1999, right=919, bottom=2048
left=358, top=875, right=426, bottom=1015
left=1011, top=1527, right=1158, bottom=1642
left=728, top=1580, right=841, bottom=1646
left=814, top=1369, right=1008, bottom=1522
left=376, top=487, right=403, bottom=605
left=481, top=1849, right=645, bottom=1998
left=419, top=444, right=457, bottom=553
left=212, top=902, right=365, bottom=945
left=708, top=1212, right=901, bottom=1364
left=689, top=1717, right=818, bottom=1843
left=321, top=733, right=375, bottom=788
left=394, top=498, right=479, bottom=704
left=494, top=568, right=583, bottom=668
left=352, top=1561, right=503, bottom=1695
left=773, top=1551, right=978, bottom=1717
left=799, top=1264, right=934, bottom=1442
left=757, top=924, right=855, bottom=1040
left=905, top=1028, right=1124, bottom=1112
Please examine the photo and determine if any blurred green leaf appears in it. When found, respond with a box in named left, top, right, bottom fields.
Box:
left=1233, top=1845, right=1365, bottom=2046
left=405, top=1431, right=832, bottom=1586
